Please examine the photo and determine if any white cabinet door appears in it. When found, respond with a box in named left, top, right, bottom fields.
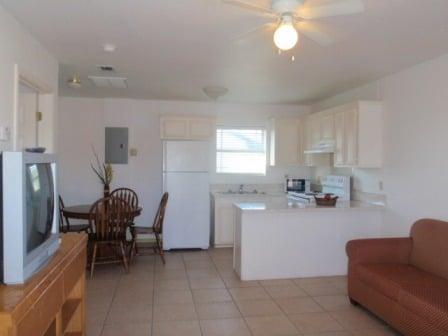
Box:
left=160, top=118, right=189, bottom=139
left=160, top=117, right=215, bottom=140
left=310, top=115, right=321, bottom=147
left=344, top=109, right=359, bottom=166
left=189, top=119, right=214, bottom=140
left=215, top=205, right=235, bottom=246
left=320, top=113, right=335, bottom=143
left=302, top=116, right=315, bottom=166
left=334, top=111, right=345, bottom=166
left=270, top=118, right=302, bottom=166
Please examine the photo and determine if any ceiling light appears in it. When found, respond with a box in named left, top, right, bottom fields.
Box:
left=67, top=74, right=82, bottom=89
left=203, top=86, right=229, bottom=100
left=103, top=43, right=116, bottom=53
left=274, top=16, right=298, bottom=51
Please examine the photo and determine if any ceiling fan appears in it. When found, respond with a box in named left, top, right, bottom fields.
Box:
left=223, top=0, right=365, bottom=51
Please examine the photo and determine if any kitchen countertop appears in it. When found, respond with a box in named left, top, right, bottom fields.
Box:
left=234, top=199, right=384, bottom=212
left=212, top=191, right=286, bottom=198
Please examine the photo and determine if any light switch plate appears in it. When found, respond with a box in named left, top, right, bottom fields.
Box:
left=0, top=126, right=10, bottom=141
left=129, top=148, right=138, bottom=156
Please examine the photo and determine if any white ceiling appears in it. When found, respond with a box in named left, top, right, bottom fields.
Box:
left=2, top=0, right=448, bottom=104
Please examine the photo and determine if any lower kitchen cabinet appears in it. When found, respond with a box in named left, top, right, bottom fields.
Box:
left=215, top=201, right=236, bottom=247
left=212, top=194, right=285, bottom=248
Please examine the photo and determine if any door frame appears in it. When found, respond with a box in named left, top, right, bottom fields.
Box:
left=13, top=64, right=53, bottom=151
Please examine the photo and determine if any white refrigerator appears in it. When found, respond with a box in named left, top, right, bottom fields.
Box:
left=163, top=141, right=210, bottom=250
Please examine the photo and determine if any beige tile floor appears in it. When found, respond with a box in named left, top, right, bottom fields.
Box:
left=86, top=248, right=401, bottom=336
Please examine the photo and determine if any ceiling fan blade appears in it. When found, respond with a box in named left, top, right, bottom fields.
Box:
left=233, top=22, right=277, bottom=44
left=296, top=21, right=333, bottom=46
left=222, top=0, right=277, bottom=18
left=297, top=0, right=364, bottom=20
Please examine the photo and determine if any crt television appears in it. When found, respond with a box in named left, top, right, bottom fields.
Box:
left=1, top=152, right=59, bottom=284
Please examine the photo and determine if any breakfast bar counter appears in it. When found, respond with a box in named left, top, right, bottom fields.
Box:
left=233, top=199, right=384, bottom=281
left=234, top=199, right=384, bottom=212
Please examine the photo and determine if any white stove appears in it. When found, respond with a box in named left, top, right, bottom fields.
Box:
left=287, top=175, right=351, bottom=203
left=287, top=191, right=319, bottom=203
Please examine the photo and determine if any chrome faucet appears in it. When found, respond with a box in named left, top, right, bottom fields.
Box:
left=239, top=184, right=244, bottom=194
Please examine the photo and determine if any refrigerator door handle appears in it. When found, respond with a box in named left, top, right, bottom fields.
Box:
left=162, top=141, right=166, bottom=172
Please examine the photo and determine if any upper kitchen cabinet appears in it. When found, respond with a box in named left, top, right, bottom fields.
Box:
left=269, top=117, right=304, bottom=166
left=160, top=116, right=215, bottom=140
left=306, top=110, right=335, bottom=152
left=333, top=101, right=383, bottom=168
left=270, top=116, right=328, bottom=167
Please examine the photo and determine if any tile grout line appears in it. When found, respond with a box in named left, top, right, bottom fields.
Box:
left=184, top=251, right=204, bottom=336
left=150, top=254, right=157, bottom=336
left=99, top=271, right=123, bottom=336
left=209, top=249, right=256, bottom=336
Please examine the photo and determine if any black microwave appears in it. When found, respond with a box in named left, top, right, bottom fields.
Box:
left=285, top=178, right=311, bottom=194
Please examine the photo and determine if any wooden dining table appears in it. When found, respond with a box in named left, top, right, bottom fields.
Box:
left=62, top=204, right=143, bottom=220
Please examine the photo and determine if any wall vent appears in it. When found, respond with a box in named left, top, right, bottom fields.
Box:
left=88, top=76, right=128, bottom=88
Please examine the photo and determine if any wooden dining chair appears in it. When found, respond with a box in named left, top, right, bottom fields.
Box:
left=110, top=188, right=139, bottom=254
left=59, top=195, right=89, bottom=233
left=130, top=192, right=169, bottom=264
left=110, top=188, right=139, bottom=210
left=88, top=196, right=133, bottom=278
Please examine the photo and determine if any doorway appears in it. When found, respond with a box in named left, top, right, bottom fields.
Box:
left=18, top=81, right=39, bottom=149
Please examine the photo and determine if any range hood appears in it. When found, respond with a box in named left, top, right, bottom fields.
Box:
left=304, top=141, right=335, bottom=154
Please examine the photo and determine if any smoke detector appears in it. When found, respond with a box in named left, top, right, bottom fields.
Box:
left=203, top=86, right=228, bottom=100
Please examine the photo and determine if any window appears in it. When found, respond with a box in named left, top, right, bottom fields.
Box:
left=216, top=127, right=267, bottom=175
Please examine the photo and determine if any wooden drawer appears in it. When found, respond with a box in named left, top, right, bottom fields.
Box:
left=16, top=275, right=63, bottom=336
left=64, top=248, right=86, bottom=297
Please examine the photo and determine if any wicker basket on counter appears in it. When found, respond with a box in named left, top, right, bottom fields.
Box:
left=314, top=194, right=339, bottom=206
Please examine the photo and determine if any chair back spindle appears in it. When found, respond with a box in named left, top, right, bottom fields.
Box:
left=110, top=188, right=139, bottom=210
left=153, top=192, right=169, bottom=234
left=89, top=197, right=132, bottom=242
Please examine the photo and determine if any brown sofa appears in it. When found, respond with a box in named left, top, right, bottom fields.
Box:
left=346, top=218, right=448, bottom=336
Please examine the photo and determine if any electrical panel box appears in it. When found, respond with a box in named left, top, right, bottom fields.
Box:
left=105, top=127, right=128, bottom=164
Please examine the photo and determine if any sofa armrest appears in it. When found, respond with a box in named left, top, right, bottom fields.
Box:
left=346, top=238, right=412, bottom=265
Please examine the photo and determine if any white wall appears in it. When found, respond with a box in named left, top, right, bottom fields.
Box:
left=0, top=5, right=58, bottom=152
left=312, top=53, right=448, bottom=236
left=58, top=97, right=310, bottom=226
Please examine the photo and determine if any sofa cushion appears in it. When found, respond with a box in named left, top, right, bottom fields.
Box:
left=355, top=263, right=444, bottom=301
left=355, top=263, right=448, bottom=332
left=410, top=219, right=448, bottom=280
left=399, top=282, right=448, bottom=332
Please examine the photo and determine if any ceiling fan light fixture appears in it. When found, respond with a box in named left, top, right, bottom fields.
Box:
left=67, top=74, right=82, bottom=89
left=274, top=21, right=298, bottom=51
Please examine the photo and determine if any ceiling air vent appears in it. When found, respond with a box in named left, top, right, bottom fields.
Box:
left=97, top=65, right=115, bottom=72
left=88, top=76, right=128, bottom=89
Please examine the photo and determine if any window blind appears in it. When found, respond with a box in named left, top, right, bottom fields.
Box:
left=216, top=128, right=267, bottom=175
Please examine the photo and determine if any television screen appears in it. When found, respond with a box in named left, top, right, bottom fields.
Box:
left=25, top=163, right=55, bottom=254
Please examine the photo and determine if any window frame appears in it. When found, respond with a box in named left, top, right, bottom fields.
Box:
left=215, top=126, right=268, bottom=176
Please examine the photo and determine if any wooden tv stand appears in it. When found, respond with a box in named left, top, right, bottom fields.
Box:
left=0, top=233, right=88, bottom=336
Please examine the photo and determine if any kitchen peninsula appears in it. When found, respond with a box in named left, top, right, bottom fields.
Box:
left=233, top=198, right=384, bottom=281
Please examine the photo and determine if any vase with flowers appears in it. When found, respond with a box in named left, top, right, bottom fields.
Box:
left=91, top=147, right=113, bottom=198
